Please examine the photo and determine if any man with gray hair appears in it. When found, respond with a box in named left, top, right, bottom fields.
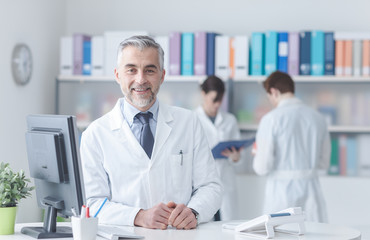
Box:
left=80, top=35, right=222, bottom=230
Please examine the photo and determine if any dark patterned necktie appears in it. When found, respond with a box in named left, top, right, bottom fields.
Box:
left=136, top=112, right=154, bottom=158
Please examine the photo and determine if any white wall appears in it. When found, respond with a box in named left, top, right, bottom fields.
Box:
left=0, top=1, right=66, bottom=222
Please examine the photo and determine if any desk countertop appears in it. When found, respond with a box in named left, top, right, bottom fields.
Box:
left=0, top=221, right=361, bottom=240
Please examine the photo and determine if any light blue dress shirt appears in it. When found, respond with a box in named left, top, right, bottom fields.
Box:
left=120, top=98, right=158, bottom=143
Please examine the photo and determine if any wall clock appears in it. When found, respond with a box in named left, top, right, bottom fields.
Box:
left=11, top=43, right=33, bottom=85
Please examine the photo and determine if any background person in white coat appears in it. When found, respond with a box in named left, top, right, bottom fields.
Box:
left=195, top=75, right=242, bottom=221
left=80, top=36, right=222, bottom=230
left=253, top=71, right=331, bottom=222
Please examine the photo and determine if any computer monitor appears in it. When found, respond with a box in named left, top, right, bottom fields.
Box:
left=22, top=114, right=85, bottom=239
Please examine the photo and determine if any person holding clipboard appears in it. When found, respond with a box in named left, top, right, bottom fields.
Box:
left=195, top=75, right=243, bottom=221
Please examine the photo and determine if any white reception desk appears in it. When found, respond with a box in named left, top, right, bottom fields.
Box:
left=0, top=221, right=361, bottom=240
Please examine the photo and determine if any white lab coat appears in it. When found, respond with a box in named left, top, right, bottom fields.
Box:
left=80, top=98, right=222, bottom=226
left=253, top=97, right=331, bottom=222
left=195, top=106, right=241, bottom=221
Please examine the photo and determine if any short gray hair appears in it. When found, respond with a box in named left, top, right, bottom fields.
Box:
left=116, top=35, right=164, bottom=71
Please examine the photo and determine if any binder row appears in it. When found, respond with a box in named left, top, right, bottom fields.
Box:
left=59, top=31, right=370, bottom=78
left=329, top=134, right=370, bottom=177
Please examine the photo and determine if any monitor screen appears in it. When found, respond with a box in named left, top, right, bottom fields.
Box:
left=22, top=114, right=85, bottom=239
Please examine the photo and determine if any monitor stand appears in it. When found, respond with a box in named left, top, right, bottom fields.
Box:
left=21, top=197, right=72, bottom=239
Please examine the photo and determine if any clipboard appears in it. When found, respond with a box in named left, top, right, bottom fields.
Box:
left=211, top=138, right=255, bottom=159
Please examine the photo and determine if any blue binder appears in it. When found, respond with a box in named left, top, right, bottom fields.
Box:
left=181, top=33, right=194, bottom=75
left=212, top=138, right=255, bottom=159
left=311, top=30, right=325, bottom=75
left=251, top=32, right=265, bottom=76
left=265, top=31, right=278, bottom=75
left=324, top=32, right=335, bottom=75
left=206, top=32, right=218, bottom=75
left=82, top=39, right=91, bottom=75
left=299, top=31, right=311, bottom=75
left=278, top=32, right=289, bottom=73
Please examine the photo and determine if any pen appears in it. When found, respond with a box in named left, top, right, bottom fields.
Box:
left=179, top=150, right=183, bottom=166
left=71, top=207, right=77, bottom=217
left=86, top=206, right=90, bottom=218
left=94, top=197, right=108, bottom=218
left=81, top=205, right=86, bottom=219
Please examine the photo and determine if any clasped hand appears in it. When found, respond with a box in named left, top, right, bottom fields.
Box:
left=134, top=201, right=197, bottom=230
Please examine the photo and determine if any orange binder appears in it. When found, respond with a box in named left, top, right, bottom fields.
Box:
left=229, top=37, right=235, bottom=78
left=335, top=40, right=345, bottom=76
left=362, top=40, right=370, bottom=76
left=344, top=40, right=353, bottom=76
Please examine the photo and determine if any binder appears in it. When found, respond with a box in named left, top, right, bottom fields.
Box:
left=324, top=32, right=335, bottom=75
left=91, top=36, right=104, bottom=76
left=169, top=32, right=181, bottom=75
left=335, top=40, right=345, bottom=76
left=311, top=30, right=325, bottom=76
left=346, top=137, right=358, bottom=176
left=339, top=134, right=347, bottom=176
left=362, top=40, right=370, bottom=76
left=328, top=138, right=339, bottom=175
left=265, top=31, right=278, bottom=76
left=206, top=32, right=218, bottom=76
left=344, top=40, right=353, bottom=76
left=278, top=32, right=288, bottom=73
left=194, top=31, right=207, bottom=75
left=353, top=40, right=362, bottom=76
left=234, top=35, right=249, bottom=78
left=288, top=32, right=300, bottom=76
left=229, top=37, right=235, bottom=78
left=154, top=36, right=169, bottom=73
left=82, top=39, right=92, bottom=75
left=299, top=31, right=311, bottom=75
left=215, top=35, right=230, bottom=80
left=73, top=33, right=91, bottom=75
left=251, top=32, right=265, bottom=76
left=104, top=31, right=148, bottom=76
left=181, top=32, right=194, bottom=76
left=60, top=36, right=73, bottom=75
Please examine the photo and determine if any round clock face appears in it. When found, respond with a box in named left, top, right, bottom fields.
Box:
left=11, top=44, right=33, bottom=85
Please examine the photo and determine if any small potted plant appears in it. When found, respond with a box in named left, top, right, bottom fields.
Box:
left=0, top=162, right=34, bottom=235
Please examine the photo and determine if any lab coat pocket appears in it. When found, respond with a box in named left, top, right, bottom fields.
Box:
left=170, top=152, right=190, bottom=190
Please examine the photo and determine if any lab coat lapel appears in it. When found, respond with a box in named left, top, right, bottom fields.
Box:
left=109, top=99, right=146, bottom=160
left=151, top=103, right=173, bottom=165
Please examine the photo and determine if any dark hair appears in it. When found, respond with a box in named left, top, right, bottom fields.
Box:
left=200, top=75, right=225, bottom=102
left=263, top=71, right=295, bottom=94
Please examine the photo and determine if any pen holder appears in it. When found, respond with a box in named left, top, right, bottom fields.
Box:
left=71, top=216, right=98, bottom=240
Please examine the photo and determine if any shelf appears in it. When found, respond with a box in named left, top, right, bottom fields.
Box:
left=233, top=76, right=370, bottom=83
left=57, top=75, right=206, bottom=83
left=239, top=124, right=370, bottom=133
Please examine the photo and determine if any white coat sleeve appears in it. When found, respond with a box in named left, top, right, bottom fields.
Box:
left=186, top=113, right=223, bottom=223
left=227, top=115, right=244, bottom=166
left=253, top=115, right=275, bottom=176
left=318, top=125, right=331, bottom=170
left=80, top=128, right=141, bottom=226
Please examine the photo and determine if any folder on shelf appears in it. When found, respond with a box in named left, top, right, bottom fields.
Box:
left=169, top=31, right=181, bottom=76
left=60, top=36, right=73, bottom=75
left=346, top=137, right=358, bottom=176
left=353, top=40, right=362, bottom=76
left=73, top=33, right=91, bottom=75
left=362, top=40, right=370, bottom=76
left=265, top=31, right=278, bottom=76
left=215, top=35, right=230, bottom=80
left=335, top=40, right=345, bottom=76
left=328, top=138, right=339, bottom=175
left=278, top=32, right=288, bottom=73
left=251, top=32, right=265, bottom=76
left=339, top=134, right=347, bottom=176
left=82, top=39, right=92, bottom=75
left=311, top=30, right=325, bottom=76
left=357, top=134, right=370, bottom=176
left=229, top=37, right=235, bottom=78
left=194, top=31, right=207, bottom=76
left=206, top=32, right=219, bottom=76
left=288, top=32, right=300, bottom=76
left=212, top=138, right=255, bottom=159
left=181, top=32, right=194, bottom=76
left=104, top=31, right=148, bottom=76
left=299, top=31, right=311, bottom=75
left=91, top=36, right=104, bottom=76
left=324, top=32, right=335, bottom=75
left=344, top=40, right=353, bottom=76
left=155, top=36, right=169, bottom=73
left=234, top=35, right=249, bottom=78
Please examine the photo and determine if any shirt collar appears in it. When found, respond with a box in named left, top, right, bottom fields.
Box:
left=277, top=97, right=302, bottom=108
left=121, top=98, right=159, bottom=126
